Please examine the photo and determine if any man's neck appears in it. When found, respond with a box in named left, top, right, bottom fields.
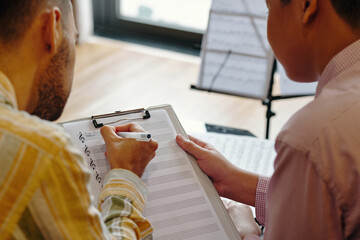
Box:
left=0, top=47, right=38, bottom=112
left=311, top=1, right=360, bottom=78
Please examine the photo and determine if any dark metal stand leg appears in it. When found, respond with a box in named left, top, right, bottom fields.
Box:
left=263, top=99, right=276, bottom=139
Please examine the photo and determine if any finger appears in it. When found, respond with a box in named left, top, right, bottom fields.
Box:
left=115, top=122, right=145, bottom=133
left=129, top=122, right=145, bottom=132
left=114, top=123, right=132, bottom=132
left=137, top=138, right=158, bottom=150
left=149, top=139, right=159, bottom=152
left=188, top=135, right=211, bottom=148
left=176, top=135, right=208, bottom=159
left=100, top=126, right=118, bottom=143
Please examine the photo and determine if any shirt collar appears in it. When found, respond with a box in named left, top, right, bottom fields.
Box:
left=315, top=39, right=360, bottom=97
left=0, top=71, right=18, bottom=109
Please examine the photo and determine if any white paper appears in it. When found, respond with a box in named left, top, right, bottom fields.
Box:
left=190, top=132, right=276, bottom=176
left=206, top=14, right=269, bottom=57
left=62, top=109, right=233, bottom=239
left=198, top=0, right=273, bottom=100
left=198, top=0, right=317, bottom=99
left=201, top=52, right=270, bottom=98
left=211, top=0, right=268, bottom=16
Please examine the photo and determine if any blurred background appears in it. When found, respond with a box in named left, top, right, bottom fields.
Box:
left=62, top=0, right=313, bottom=139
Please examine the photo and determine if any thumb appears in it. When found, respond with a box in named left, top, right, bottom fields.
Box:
left=100, top=126, right=118, bottom=144
left=176, top=135, right=208, bottom=160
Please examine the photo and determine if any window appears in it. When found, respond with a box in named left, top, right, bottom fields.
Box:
left=93, top=0, right=212, bottom=55
left=119, top=0, right=211, bottom=33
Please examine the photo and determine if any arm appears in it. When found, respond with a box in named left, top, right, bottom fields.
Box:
left=176, top=134, right=259, bottom=206
left=19, top=123, right=156, bottom=240
left=99, top=169, right=152, bottom=239
left=99, top=123, right=158, bottom=239
left=225, top=176, right=269, bottom=239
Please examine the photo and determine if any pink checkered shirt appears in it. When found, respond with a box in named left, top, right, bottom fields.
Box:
left=245, top=39, right=360, bottom=240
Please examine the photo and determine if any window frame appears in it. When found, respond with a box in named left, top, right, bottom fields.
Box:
left=92, top=0, right=204, bottom=55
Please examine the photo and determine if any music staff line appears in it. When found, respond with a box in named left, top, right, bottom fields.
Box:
left=78, top=131, right=176, bottom=144
left=143, top=170, right=194, bottom=187
left=152, top=210, right=213, bottom=230
left=144, top=196, right=206, bottom=217
left=148, top=183, right=201, bottom=201
left=80, top=135, right=191, bottom=186
left=156, top=223, right=220, bottom=240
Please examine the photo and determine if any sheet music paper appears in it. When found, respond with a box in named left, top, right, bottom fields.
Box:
left=211, top=0, right=268, bottom=16
left=202, top=52, right=270, bottom=97
left=198, top=0, right=273, bottom=99
left=206, top=14, right=269, bottom=57
left=191, top=132, right=276, bottom=176
left=197, top=0, right=316, bottom=99
left=62, top=108, right=238, bottom=240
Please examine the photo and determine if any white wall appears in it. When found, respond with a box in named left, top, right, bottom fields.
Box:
left=73, top=0, right=94, bottom=44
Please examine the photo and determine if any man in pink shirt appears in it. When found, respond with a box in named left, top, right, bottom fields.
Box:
left=177, top=0, right=360, bottom=239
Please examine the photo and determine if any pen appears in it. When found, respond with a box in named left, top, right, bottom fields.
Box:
left=116, top=132, right=152, bottom=141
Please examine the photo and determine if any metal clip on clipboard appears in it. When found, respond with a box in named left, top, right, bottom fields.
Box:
left=91, top=108, right=151, bottom=128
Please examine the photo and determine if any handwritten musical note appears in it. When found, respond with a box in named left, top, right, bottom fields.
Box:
left=84, top=145, right=90, bottom=157
left=95, top=172, right=102, bottom=183
left=79, top=142, right=106, bottom=186
left=78, top=132, right=85, bottom=143
left=89, top=158, right=96, bottom=170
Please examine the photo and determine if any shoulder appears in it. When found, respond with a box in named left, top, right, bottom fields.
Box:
left=277, top=72, right=360, bottom=154
left=276, top=74, right=360, bottom=205
left=0, top=106, right=75, bottom=156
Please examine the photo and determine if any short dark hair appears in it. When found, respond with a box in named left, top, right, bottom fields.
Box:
left=0, top=0, right=71, bottom=46
left=281, top=0, right=360, bottom=30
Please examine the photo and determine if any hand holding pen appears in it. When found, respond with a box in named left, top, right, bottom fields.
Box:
left=100, top=123, right=158, bottom=177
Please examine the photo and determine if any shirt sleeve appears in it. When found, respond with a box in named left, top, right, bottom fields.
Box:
left=99, top=169, right=153, bottom=240
left=41, top=137, right=153, bottom=240
left=254, top=175, right=269, bottom=226
left=241, top=177, right=269, bottom=240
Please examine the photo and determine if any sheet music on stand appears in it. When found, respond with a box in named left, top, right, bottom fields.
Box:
left=197, top=0, right=272, bottom=99
left=196, top=0, right=316, bottom=99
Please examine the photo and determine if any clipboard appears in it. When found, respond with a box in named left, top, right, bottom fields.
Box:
left=61, top=104, right=242, bottom=240
left=91, top=108, right=151, bottom=128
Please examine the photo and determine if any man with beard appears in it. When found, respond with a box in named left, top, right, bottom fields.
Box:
left=177, top=0, right=360, bottom=239
left=0, top=0, right=158, bottom=239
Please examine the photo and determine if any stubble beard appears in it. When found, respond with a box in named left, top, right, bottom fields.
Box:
left=31, top=39, right=72, bottom=121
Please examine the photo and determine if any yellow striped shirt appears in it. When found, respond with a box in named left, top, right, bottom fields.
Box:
left=0, top=71, right=153, bottom=239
